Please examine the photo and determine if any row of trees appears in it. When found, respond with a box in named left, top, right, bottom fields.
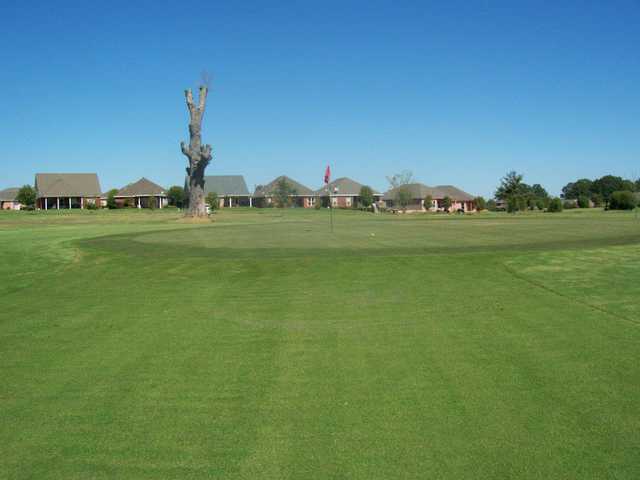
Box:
left=561, top=175, right=638, bottom=209
left=494, top=171, right=638, bottom=212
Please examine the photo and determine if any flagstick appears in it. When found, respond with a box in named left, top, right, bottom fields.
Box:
left=330, top=195, right=334, bottom=233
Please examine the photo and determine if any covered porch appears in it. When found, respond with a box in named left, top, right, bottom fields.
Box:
left=38, top=197, right=96, bottom=209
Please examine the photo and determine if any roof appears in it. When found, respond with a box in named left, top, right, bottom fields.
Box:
left=253, top=175, right=314, bottom=197
left=203, top=175, right=250, bottom=196
left=383, top=183, right=474, bottom=201
left=313, top=177, right=381, bottom=196
left=432, top=185, right=475, bottom=201
left=35, top=173, right=101, bottom=198
left=116, top=178, right=166, bottom=197
left=0, top=187, right=20, bottom=202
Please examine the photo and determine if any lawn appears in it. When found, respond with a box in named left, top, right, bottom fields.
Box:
left=1, top=208, right=639, bottom=479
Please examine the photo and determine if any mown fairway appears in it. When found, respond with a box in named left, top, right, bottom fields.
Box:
left=1, top=208, right=639, bottom=479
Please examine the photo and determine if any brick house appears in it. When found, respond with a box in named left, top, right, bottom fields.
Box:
left=35, top=173, right=102, bottom=209
left=0, top=188, right=22, bottom=210
left=203, top=175, right=252, bottom=208
left=113, top=177, right=167, bottom=208
left=383, top=183, right=476, bottom=212
left=314, top=177, right=382, bottom=208
left=253, top=175, right=315, bottom=208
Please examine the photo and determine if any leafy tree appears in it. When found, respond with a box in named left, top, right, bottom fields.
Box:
left=495, top=171, right=525, bottom=200
left=534, top=198, right=546, bottom=210
left=473, top=196, right=486, bottom=211
left=547, top=197, right=563, bottom=212
left=486, top=199, right=497, bottom=211
left=397, top=187, right=412, bottom=211
left=359, top=186, right=374, bottom=208
left=577, top=195, right=590, bottom=208
left=592, top=175, right=628, bottom=206
left=423, top=194, right=433, bottom=210
left=507, top=196, right=519, bottom=213
left=386, top=170, right=414, bottom=189
left=167, top=186, right=185, bottom=208
left=16, top=185, right=36, bottom=208
left=106, top=189, right=118, bottom=209
left=206, top=192, right=219, bottom=212
left=530, top=184, right=549, bottom=200
left=563, top=200, right=576, bottom=209
left=517, top=196, right=528, bottom=212
left=274, top=178, right=296, bottom=207
left=609, top=191, right=637, bottom=210
left=441, top=196, right=452, bottom=212
left=561, top=179, right=593, bottom=199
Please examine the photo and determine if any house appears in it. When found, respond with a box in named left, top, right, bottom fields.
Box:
left=35, top=173, right=101, bottom=209
left=253, top=175, right=315, bottom=208
left=113, top=177, right=167, bottom=208
left=313, top=177, right=382, bottom=208
left=0, top=188, right=22, bottom=210
left=383, top=183, right=476, bottom=212
left=204, top=175, right=252, bottom=208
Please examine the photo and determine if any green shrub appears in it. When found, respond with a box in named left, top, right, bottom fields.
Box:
left=473, top=196, right=486, bottom=211
left=609, top=191, right=637, bottom=210
left=85, top=201, right=98, bottom=210
left=577, top=196, right=590, bottom=208
left=424, top=195, right=433, bottom=210
left=563, top=200, right=576, bottom=209
left=167, top=186, right=185, bottom=208
left=16, top=185, right=36, bottom=208
left=206, top=192, right=219, bottom=212
left=396, top=187, right=412, bottom=211
left=441, top=196, right=452, bottom=212
left=359, top=186, right=374, bottom=208
left=106, top=189, right=118, bottom=209
left=547, top=197, right=563, bottom=212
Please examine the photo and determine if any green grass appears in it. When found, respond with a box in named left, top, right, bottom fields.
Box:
left=1, top=208, right=639, bottom=479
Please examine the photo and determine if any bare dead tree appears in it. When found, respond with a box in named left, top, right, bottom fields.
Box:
left=181, top=86, right=212, bottom=216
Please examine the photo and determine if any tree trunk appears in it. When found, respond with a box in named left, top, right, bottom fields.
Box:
left=181, top=86, right=212, bottom=217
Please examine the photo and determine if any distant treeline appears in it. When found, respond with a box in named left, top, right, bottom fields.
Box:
left=488, top=171, right=638, bottom=212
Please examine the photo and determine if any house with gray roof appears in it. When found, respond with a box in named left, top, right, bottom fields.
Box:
left=113, top=177, right=167, bottom=208
left=0, top=187, right=22, bottom=210
left=383, top=182, right=476, bottom=212
left=35, top=173, right=102, bottom=209
left=203, top=175, right=252, bottom=207
left=313, top=177, right=382, bottom=208
left=253, top=175, right=315, bottom=208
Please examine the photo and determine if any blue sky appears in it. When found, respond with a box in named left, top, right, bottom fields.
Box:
left=1, top=1, right=638, bottom=197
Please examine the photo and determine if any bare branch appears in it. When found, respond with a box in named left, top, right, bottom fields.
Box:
left=200, top=70, right=212, bottom=89
left=180, top=141, right=190, bottom=157
left=184, top=89, right=195, bottom=114
left=198, top=86, right=208, bottom=113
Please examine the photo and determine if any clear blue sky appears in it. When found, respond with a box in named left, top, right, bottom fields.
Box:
left=1, top=1, right=638, bottom=197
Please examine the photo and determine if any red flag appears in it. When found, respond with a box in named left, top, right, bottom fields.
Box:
left=324, top=165, right=331, bottom=184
